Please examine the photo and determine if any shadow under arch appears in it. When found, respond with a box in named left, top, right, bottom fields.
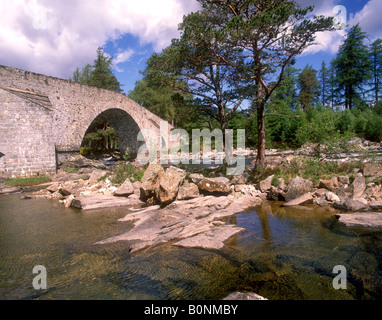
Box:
left=82, top=108, right=144, bottom=158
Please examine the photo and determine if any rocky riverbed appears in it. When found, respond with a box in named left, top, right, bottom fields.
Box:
left=3, top=143, right=382, bottom=301
left=2, top=140, right=382, bottom=253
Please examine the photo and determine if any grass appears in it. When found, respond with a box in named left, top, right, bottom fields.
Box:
left=64, top=166, right=79, bottom=173
left=5, top=176, right=52, bottom=187
left=111, top=163, right=146, bottom=184
left=252, top=157, right=360, bottom=185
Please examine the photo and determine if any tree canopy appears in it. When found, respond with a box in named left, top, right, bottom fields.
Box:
left=332, top=24, right=372, bottom=109
left=70, top=47, right=123, bottom=93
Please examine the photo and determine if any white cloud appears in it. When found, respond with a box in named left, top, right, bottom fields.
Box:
left=0, top=0, right=199, bottom=79
left=114, top=49, right=135, bottom=72
left=348, top=0, right=382, bottom=41
left=114, top=49, right=135, bottom=64
left=294, top=0, right=348, bottom=55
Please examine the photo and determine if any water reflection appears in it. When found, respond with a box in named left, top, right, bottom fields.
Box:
left=226, top=202, right=382, bottom=300
left=1, top=194, right=382, bottom=300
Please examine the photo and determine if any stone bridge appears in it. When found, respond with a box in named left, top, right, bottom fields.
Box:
left=0, top=65, right=171, bottom=178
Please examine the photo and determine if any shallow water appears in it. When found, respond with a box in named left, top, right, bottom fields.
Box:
left=1, top=194, right=382, bottom=300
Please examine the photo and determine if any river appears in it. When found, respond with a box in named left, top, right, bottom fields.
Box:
left=1, top=193, right=382, bottom=300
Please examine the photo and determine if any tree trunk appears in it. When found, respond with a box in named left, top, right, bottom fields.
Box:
left=221, top=118, right=227, bottom=151
left=255, top=100, right=266, bottom=168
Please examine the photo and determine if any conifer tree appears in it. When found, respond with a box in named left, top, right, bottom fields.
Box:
left=369, top=38, right=382, bottom=104
left=333, top=24, right=371, bottom=109
left=318, top=60, right=331, bottom=107
left=297, top=65, right=319, bottom=111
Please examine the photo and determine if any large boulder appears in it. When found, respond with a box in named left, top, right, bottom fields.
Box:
left=318, top=179, right=335, bottom=192
left=362, top=163, right=382, bottom=177
left=114, top=178, right=135, bottom=197
left=370, top=201, right=382, bottom=211
left=140, top=163, right=164, bottom=201
left=337, top=175, right=350, bottom=185
left=365, top=184, right=382, bottom=200
left=267, top=186, right=286, bottom=201
left=177, top=182, right=200, bottom=200
left=156, top=167, right=186, bottom=206
left=349, top=174, right=366, bottom=200
left=284, top=177, right=313, bottom=202
left=326, top=192, right=340, bottom=203
left=257, top=175, right=274, bottom=193
left=333, top=198, right=369, bottom=212
left=230, top=173, right=249, bottom=185
left=197, top=177, right=231, bottom=195
left=336, top=212, right=382, bottom=229
left=189, top=173, right=204, bottom=184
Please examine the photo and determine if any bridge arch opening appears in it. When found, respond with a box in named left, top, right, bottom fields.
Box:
left=80, top=108, right=143, bottom=160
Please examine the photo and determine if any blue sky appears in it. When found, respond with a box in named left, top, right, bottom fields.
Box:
left=1, top=0, right=381, bottom=94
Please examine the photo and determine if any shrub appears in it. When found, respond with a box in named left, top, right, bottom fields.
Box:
left=111, top=164, right=145, bottom=184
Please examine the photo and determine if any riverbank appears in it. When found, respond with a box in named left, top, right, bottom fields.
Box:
left=2, top=139, right=382, bottom=250
left=2, top=144, right=382, bottom=300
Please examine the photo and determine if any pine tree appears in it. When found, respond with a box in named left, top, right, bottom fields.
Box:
left=70, top=47, right=122, bottom=93
left=329, top=59, right=339, bottom=108
left=318, top=60, right=331, bottom=107
left=88, top=47, right=122, bottom=93
left=269, top=61, right=299, bottom=109
left=333, top=24, right=372, bottom=109
left=369, top=39, right=382, bottom=104
left=297, top=65, right=320, bottom=111
left=194, top=0, right=334, bottom=167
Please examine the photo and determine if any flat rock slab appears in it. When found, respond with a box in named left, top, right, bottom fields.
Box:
left=336, top=212, right=382, bottom=229
left=283, top=192, right=313, bottom=207
left=0, top=186, right=21, bottom=194
left=223, top=292, right=268, bottom=300
left=75, top=194, right=144, bottom=211
left=174, top=225, right=245, bottom=250
left=97, top=195, right=250, bottom=252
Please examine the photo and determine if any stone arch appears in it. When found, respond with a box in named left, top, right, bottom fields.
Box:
left=0, top=65, right=175, bottom=177
left=82, top=108, right=144, bottom=157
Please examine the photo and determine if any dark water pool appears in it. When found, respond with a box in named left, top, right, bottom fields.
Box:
left=1, top=194, right=382, bottom=300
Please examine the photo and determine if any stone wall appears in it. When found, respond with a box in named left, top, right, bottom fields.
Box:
left=0, top=65, right=170, bottom=177
left=0, top=88, right=56, bottom=177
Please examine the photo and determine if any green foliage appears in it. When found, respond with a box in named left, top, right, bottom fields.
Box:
left=336, top=109, right=355, bottom=134
left=332, top=24, right=372, bottom=109
left=369, top=39, right=382, bottom=103
left=266, top=157, right=358, bottom=185
left=64, top=166, right=79, bottom=174
left=297, top=65, right=320, bottom=111
left=295, top=105, right=337, bottom=148
left=266, top=101, right=305, bottom=147
left=271, top=175, right=279, bottom=187
left=111, top=164, right=145, bottom=185
left=125, top=2, right=382, bottom=157
left=81, top=116, right=119, bottom=156
left=5, top=176, right=51, bottom=187
left=318, top=60, right=332, bottom=107
left=123, top=148, right=130, bottom=161
left=70, top=47, right=122, bottom=93
left=129, top=77, right=176, bottom=123
left=364, top=111, right=382, bottom=141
